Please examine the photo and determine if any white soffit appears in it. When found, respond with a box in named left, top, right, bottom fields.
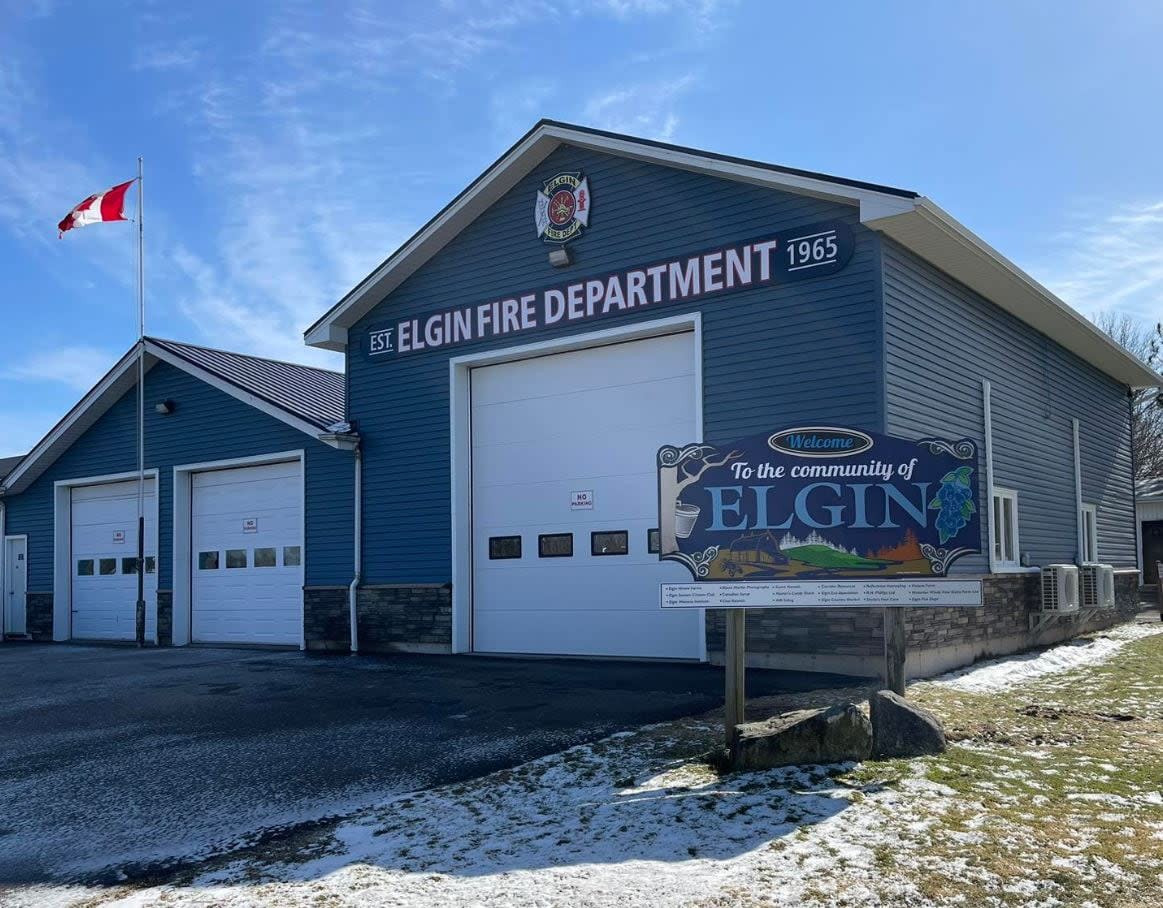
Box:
left=865, top=199, right=1161, bottom=389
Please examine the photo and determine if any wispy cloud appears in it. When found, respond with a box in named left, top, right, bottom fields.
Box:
left=2, top=345, right=119, bottom=392
left=131, top=38, right=204, bottom=72
left=582, top=73, right=698, bottom=141
left=0, top=408, right=62, bottom=458
left=1033, top=198, right=1163, bottom=326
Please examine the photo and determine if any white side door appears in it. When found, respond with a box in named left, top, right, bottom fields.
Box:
left=3, top=537, right=27, bottom=636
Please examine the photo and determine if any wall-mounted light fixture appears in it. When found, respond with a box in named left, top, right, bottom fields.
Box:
left=548, top=247, right=572, bottom=268
left=154, top=399, right=175, bottom=415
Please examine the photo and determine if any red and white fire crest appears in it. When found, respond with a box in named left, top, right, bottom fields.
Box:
left=534, top=172, right=590, bottom=244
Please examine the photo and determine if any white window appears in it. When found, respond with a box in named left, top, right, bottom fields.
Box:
left=991, top=487, right=1020, bottom=569
left=1080, top=503, right=1098, bottom=563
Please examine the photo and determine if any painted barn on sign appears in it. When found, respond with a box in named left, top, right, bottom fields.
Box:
left=301, top=120, right=1159, bottom=677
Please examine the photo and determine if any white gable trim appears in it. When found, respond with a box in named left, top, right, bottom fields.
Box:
left=305, top=121, right=1161, bottom=390
left=1, top=341, right=338, bottom=496
left=303, top=122, right=912, bottom=352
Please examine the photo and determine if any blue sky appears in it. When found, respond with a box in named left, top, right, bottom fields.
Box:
left=1, top=0, right=1162, bottom=456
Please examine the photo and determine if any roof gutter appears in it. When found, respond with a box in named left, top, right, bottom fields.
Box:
left=862, top=197, right=1163, bottom=390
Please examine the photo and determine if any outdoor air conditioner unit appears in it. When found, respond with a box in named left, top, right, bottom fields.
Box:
left=1040, top=564, right=1079, bottom=614
left=1079, top=564, right=1101, bottom=609
left=1079, top=564, right=1116, bottom=610
left=1099, top=564, right=1116, bottom=609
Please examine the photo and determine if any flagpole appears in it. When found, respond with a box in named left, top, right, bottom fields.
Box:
left=135, top=156, right=146, bottom=647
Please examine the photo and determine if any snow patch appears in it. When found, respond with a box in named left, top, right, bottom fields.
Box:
left=926, top=622, right=1163, bottom=693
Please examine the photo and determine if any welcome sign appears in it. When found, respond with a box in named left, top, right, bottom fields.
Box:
left=656, top=426, right=982, bottom=583
left=364, top=220, right=855, bottom=359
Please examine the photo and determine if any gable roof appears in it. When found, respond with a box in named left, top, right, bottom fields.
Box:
left=0, top=338, right=347, bottom=496
left=0, top=456, right=23, bottom=482
left=305, top=119, right=1161, bottom=390
left=149, top=337, right=345, bottom=429
left=1138, top=477, right=1163, bottom=502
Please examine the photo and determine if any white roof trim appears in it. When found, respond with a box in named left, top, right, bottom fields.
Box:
left=303, top=122, right=913, bottom=352
left=1, top=340, right=336, bottom=496
left=865, top=199, right=1161, bottom=389
left=304, top=121, right=1162, bottom=390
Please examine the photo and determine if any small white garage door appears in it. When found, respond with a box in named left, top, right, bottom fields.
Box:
left=191, top=461, right=302, bottom=645
left=471, top=332, right=701, bottom=659
left=71, top=479, right=158, bottom=641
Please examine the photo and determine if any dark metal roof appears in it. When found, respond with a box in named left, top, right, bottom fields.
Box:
left=0, top=455, right=23, bottom=482
left=1138, top=477, right=1163, bottom=500
left=148, top=337, right=345, bottom=429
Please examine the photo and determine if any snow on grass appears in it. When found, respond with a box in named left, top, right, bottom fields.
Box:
left=11, top=620, right=1163, bottom=907
left=925, top=621, right=1163, bottom=694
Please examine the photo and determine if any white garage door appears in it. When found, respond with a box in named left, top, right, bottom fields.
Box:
left=71, top=479, right=158, bottom=641
left=471, top=332, right=701, bottom=659
left=191, top=461, right=302, bottom=645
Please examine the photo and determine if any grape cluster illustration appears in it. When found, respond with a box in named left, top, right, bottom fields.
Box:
left=929, top=466, right=975, bottom=544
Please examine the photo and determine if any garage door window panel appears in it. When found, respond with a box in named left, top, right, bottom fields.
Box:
left=254, top=547, right=277, bottom=567
left=283, top=546, right=301, bottom=567
left=199, top=551, right=220, bottom=570
left=489, top=536, right=522, bottom=559
left=591, top=531, right=629, bottom=556
left=77, top=559, right=94, bottom=576
left=538, top=533, right=573, bottom=558
left=99, top=558, right=117, bottom=576
left=225, top=549, right=248, bottom=569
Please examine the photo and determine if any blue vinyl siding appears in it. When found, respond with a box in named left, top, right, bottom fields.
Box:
left=3, top=361, right=353, bottom=592
left=882, top=238, right=1136, bottom=570
left=348, top=145, right=884, bottom=583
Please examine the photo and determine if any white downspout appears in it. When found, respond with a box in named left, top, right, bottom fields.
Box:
left=0, top=500, right=6, bottom=639
left=348, top=445, right=362, bottom=653
left=982, top=379, right=996, bottom=572
left=1072, top=418, right=1083, bottom=564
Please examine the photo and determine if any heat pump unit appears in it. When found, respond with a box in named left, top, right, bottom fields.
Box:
left=1040, top=564, right=1079, bottom=614
left=1080, top=564, right=1116, bottom=610
left=1079, top=564, right=1101, bottom=609
left=1099, top=564, right=1115, bottom=609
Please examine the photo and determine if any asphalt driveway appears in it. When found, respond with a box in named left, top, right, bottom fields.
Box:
left=0, top=643, right=859, bottom=884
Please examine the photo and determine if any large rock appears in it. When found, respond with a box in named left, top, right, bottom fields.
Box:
left=730, top=703, right=872, bottom=770
left=870, top=690, right=947, bottom=758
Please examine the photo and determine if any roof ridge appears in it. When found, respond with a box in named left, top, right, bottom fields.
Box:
left=534, top=118, right=918, bottom=199
left=146, top=336, right=343, bottom=378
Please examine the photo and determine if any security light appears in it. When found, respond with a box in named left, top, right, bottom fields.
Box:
left=154, top=400, right=174, bottom=415
left=548, top=247, right=572, bottom=268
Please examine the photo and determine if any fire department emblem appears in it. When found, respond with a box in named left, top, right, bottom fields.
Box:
left=534, top=172, right=590, bottom=243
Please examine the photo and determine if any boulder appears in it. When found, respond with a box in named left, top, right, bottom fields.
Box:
left=730, top=703, right=872, bottom=771
left=870, top=690, right=947, bottom=758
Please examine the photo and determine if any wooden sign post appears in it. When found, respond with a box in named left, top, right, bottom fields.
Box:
left=724, top=608, right=746, bottom=747
left=884, top=607, right=907, bottom=696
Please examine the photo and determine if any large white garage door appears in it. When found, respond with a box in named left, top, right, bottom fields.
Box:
left=71, top=479, right=158, bottom=641
left=191, top=461, right=302, bottom=645
left=471, top=332, right=701, bottom=659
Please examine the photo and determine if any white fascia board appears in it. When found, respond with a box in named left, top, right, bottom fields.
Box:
left=304, top=124, right=912, bottom=351
left=145, top=342, right=331, bottom=441
left=304, top=129, right=560, bottom=350
left=865, top=198, right=1163, bottom=390
left=1, top=346, right=145, bottom=494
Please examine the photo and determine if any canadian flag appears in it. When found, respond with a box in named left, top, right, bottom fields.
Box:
left=58, top=179, right=135, bottom=237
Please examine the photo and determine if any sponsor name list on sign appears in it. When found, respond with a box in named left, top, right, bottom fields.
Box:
left=661, top=579, right=984, bottom=609
left=366, top=220, right=854, bottom=358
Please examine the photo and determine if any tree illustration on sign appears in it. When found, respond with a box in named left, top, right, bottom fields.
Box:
left=929, top=465, right=976, bottom=544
